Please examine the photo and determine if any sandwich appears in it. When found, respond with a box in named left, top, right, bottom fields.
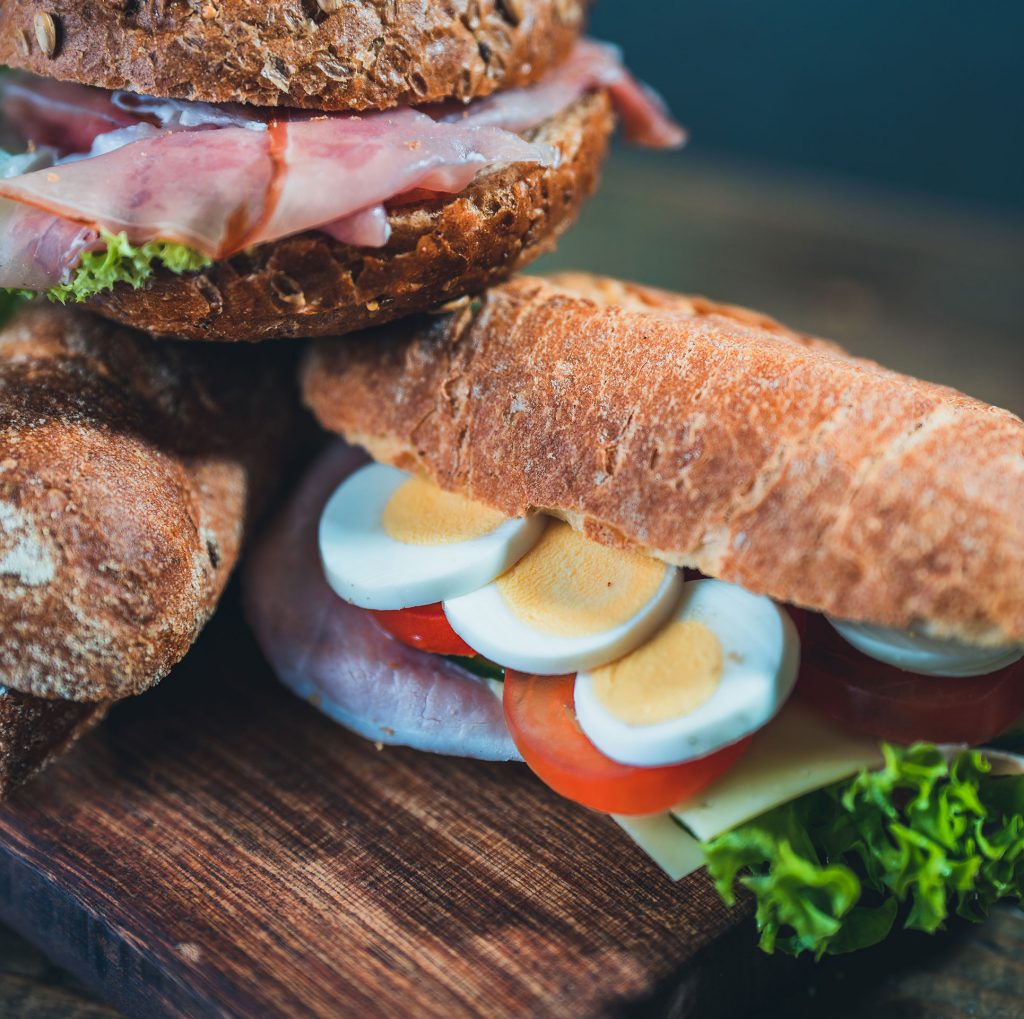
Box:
left=0, top=296, right=298, bottom=793
left=245, top=272, right=1024, bottom=958
left=0, top=1, right=683, bottom=341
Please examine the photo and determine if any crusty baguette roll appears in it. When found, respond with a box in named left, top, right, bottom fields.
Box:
left=0, top=0, right=587, bottom=111
left=87, top=91, right=612, bottom=342
left=303, top=273, right=1024, bottom=649
left=0, top=303, right=299, bottom=704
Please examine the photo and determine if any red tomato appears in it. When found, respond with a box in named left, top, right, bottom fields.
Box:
left=503, top=671, right=750, bottom=816
left=797, top=613, right=1024, bottom=745
left=369, top=603, right=477, bottom=657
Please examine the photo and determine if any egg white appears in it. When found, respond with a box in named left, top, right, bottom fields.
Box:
left=827, top=617, right=1024, bottom=677
left=318, top=463, right=546, bottom=610
left=443, top=561, right=684, bottom=676
left=573, top=580, right=800, bottom=768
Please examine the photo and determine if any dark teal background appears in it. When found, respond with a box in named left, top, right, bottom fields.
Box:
left=591, top=1, right=1023, bottom=214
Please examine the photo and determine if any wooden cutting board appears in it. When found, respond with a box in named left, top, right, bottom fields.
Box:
left=0, top=594, right=803, bottom=1019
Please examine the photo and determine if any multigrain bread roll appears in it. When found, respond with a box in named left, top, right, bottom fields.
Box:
left=88, top=91, right=614, bottom=342
left=0, top=0, right=588, bottom=111
left=0, top=303, right=299, bottom=791
left=303, top=273, right=1024, bottom=649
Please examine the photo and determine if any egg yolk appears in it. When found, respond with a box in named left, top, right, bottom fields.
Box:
left=495, top=521, right=666, bottom=638
left=382, top=477, right=507, bottom=545
left=590, top=620, right=724, bottom=725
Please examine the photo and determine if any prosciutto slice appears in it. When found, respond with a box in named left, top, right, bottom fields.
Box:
left=243, top=441, right=521, bottom=762
left=258, top=109, right=558, bottom=248
left=0, top=199, right=98, bottom=291
left=0, top=39, right=684, bottom=291
left=442, top=39, right=686, bottom=149
left=1, top=75, right=140, bottom=155
left=0, top=127, right=275, bottom=255
left=1, top=74, right=267, bottom=154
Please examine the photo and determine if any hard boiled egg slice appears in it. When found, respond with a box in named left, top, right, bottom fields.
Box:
left=318, top=463, right=546, bottom=610
left=826, top=617, right=1024, bottom=677
left=574, top=579, right=800, bottom=768
left=443, top=521, right=683, bottom=675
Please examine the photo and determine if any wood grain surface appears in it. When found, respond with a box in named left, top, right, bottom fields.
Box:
left=0, top=596, right=808, bottom=1019
left=0, top=152, right=1021, bottom=1018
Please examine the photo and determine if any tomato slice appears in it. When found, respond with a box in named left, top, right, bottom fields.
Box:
left=503, top=670, right=750, bottom=815
left=369, top=603, right=477, bottom=657
left=797, top=613, right=1024, bottom=745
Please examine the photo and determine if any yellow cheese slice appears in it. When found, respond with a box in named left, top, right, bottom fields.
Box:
left=612, top=814, right=706, bottom=881
left=611, top=704, right=1024, bottom=877
left=670, top=701, right=884, bottom=842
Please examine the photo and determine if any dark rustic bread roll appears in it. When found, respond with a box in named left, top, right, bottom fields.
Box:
left=87, top=90, right=613, bottom=342
left=0, top=0, right=587, bottom=110
left=303, top=273, right=1024, bottom=650
left=0, top=303, right=299, bottom=709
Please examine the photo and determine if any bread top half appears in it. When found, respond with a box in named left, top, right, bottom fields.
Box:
left=303, top=272, right=1024, bottom=649
left=0, top=0, right=587, bottom=110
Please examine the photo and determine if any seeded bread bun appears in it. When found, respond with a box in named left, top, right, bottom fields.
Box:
left=303, top=273, right=1024, bottom=649
left=0, top=0, right=587, bottom=111
left=86, top=90, right=612, bottom=342
left=0, top=303, right=299, bottom=703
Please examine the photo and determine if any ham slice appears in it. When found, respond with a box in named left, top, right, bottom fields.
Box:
left=442, top=39, right=686, bottom=149
left=322, top=205, right=392, bottom=248
left=0, top=199, right=99, bottom=290
left=0, top=127, right=275, bottom=254
left=1, top=73, right=267, bottom=154
left=0, top=39, right=684, bottom=290
left=1, top=75, right=140, bottom=155
left=255, top=109, right=557, bottom=249
left=243, top=441, right=521, bottom=762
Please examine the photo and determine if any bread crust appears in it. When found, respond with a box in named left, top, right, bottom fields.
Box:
left=0, top=0, right=587, bottom=110
left=0, top=304, right=298, bottom=701
left=303, top=273, right=1024, bottom=648
left=86, top=90, right=612, bottom=342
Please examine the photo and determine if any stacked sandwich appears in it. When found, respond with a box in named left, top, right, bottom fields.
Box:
left=1, top=0, right=1021, bottom=966
left=0, top=1, right=680, bottom=787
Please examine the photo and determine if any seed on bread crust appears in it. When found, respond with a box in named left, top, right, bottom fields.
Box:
left=33, top=12, right=56, bottom=57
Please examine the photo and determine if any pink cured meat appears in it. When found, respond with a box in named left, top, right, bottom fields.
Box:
left=248, top=109, right=557, bottom=248
left=1, top=74, right=140, bottom=154
left=0, top=124, right=274, bottom=253
left=0, top=127, right=274, bottom=254
left=0, top=110, right=555, bottom=265
left=443, top=39, right=686, bottom=149
left=243, top=440, right=521, bottom=762
left=0, top=39, right=684, bottom=288
left=0, top=199, right=99, bottom=290
left=1, top=73, right=267, bottom=153
left=321, top=204, right=392, bottom=247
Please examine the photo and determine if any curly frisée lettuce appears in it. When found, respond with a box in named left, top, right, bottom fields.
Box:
left=9, top=230, right=211, bottom=305
left=704, top=744, right=1024, bottom=958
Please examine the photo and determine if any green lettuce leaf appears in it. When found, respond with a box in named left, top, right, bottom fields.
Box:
left=704, top=744, right=1024, bottom=958
left=4, top=229, right=211, bottom=305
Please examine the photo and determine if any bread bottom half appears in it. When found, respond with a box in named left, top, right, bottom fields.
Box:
left=88, top=91, right=614, bottom=342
